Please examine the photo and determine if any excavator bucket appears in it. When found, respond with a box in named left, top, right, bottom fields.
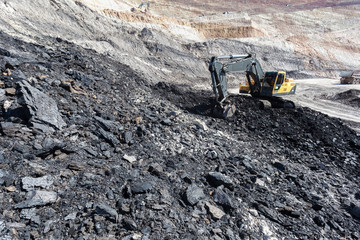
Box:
left=212, top=104, right=236, bottom=119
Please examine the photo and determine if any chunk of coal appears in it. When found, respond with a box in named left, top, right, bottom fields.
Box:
left=94, top=203, right=118, bottom=221
left=206, top=172, right=233, bottom=188
left=0, top=170, right=6, bottom=186
left=350, top=204, right=360, bottom=219
left=184, top=184, right=206, bottom=206
left=22, top=176, right=54, bottom=191
left=273, top=162, right=286, bottom=171
left=213, top=188, right=234, bottom=209
left=4, top=57, right=20, bottom=69
left=123, top=218, right=137, bottom=231
left=122, top=131, right=133, bottom=144
left=131, top=181, right=153, bottom=194
left=94, top=116, right=120, bottom=132
left=97, top=128, right=119, bottom=147
left=17, top=80, right=66, bottom=132
left=313, top=215, right=325, bottom=227
left=0, top=48, right=10, bottom=56
left=14, top=191, right=57, bottom=209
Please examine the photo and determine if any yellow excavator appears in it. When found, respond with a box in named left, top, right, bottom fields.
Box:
left=131, top=1, right=150, bottom=13
left=209, top=54, right=296, bottom=111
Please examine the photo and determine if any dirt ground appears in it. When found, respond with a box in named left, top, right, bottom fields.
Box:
left=285, top=79, right=360, bottom=132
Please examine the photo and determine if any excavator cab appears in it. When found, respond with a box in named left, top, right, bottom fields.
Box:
left=240, top=71, right=296, bottom=97
left=265, top=71, right=296, bottom=96
left=260, top=72, right=278, bottom=96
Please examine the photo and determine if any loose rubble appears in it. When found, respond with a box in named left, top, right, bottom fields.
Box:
left=0, top=29, right=359, bottom=240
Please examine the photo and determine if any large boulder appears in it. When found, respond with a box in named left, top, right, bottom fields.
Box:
left=16, top=80, right=66, bottom=132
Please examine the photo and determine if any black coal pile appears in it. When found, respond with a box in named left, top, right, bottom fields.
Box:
left=1, top=30, right=360, bottom=240
left=331, top=89, right=360, bottom=108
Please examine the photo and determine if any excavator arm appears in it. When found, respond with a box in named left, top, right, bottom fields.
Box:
left=209, top=54, right=265, bottom=103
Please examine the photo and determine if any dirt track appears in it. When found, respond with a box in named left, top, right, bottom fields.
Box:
left=287, top=79, right=360, bottom=132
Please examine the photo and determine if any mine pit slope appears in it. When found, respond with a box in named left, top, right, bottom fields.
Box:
left=0, top=0, right=360, bottom=239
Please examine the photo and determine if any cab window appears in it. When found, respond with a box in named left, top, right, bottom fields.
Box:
left=263, top=72, right=277, bottom=87
left=276, top=74, right=284, bottom=85
left=274, top=73, right=284, bottom=90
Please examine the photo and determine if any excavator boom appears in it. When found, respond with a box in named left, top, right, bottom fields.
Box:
left=209, top=54, right=265, bottom=102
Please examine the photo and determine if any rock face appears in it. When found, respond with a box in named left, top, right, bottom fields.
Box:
left=1, top=0, right=359, bottom=90
left=0, top=12, right=359, bottom=240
